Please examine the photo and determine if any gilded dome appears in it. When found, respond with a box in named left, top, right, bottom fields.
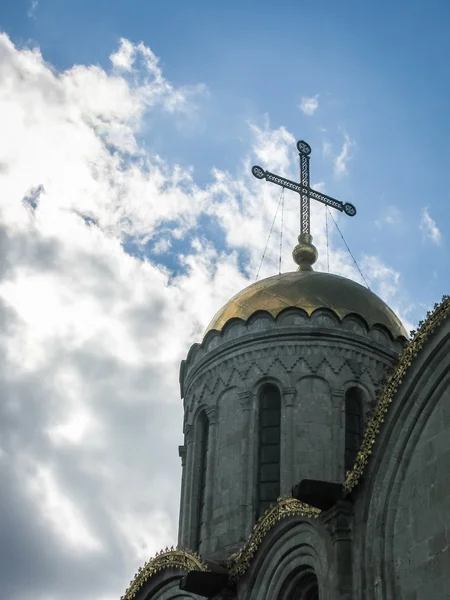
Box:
left=205, top=270, right=408, bottom=340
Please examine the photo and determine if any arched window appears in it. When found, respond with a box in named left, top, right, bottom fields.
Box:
left=257, top=384, right=281, bottom=520
left=196, top=411, right=209, bottom=553
left=345, top=386, right=363, bottom=473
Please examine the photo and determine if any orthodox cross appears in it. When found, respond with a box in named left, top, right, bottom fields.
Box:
left=252, top=140, right=356, bottom=235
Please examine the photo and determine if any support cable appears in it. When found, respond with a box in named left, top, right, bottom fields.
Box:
left=279, top=187, right=285, bottom=274
left=326, top=207, right=371, bottom=290
left=256, top=188, right=284, bottom=281
left=325, top=206, right=330, bottom=273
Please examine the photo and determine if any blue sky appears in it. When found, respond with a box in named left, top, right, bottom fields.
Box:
left=4, top=0, right=449, bottom=316
left=0, top=1, right=449, bottom=599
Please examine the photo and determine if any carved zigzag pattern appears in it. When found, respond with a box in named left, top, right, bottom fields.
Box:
left=184, top=344, right=391, bottom=406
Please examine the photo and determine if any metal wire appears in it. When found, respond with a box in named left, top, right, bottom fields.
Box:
left=279, top=188, right=285, bottom=274
left=326, top=207, right=371, bottom=290
left=256, top=188, right=285, bottom=281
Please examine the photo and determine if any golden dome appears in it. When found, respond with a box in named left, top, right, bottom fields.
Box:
left=205, top=270, right=408, bottom=340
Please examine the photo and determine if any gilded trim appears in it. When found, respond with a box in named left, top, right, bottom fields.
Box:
left=226, top=496, right=320, bottom=581
left=344, top=295, right=450, bottom=494
left=121, top=547, right=208, bottom=599
left=122, top=296, right=450, bottom=594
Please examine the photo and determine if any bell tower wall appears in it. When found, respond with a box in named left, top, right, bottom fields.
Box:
left=178, top=308, right=404, bottom=560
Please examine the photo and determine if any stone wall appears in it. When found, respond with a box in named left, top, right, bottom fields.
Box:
left=354, top=318, right=450, bottom=600
left=179, top=308, right=401, bottom=559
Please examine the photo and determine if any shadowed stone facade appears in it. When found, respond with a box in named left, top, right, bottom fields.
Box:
left=121, top=271, right=450, bottom=600
left=178, top=307, right=403, bottom=559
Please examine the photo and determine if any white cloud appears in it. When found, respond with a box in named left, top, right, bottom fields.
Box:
left=0, top=32, right=414, bottom=600
left=26, top=463, right=103, bottom=552
left=110, top=38, right=136, bottom=71
left=334, top=132, right=355, bottom=176
left=361, top=255, right=414, bottom=334
left=248, top=118, right=296, bottom=173
left=299, top=95, right=319, bottom=116
left=361, top=255, right=400, bottom=302
left=322, top=140, right=332, bottom=157
left=375, top=205, right=402, bottom=228
left=27, top=0, right=38, bottom=18
left=321, top=133, right=356, bottom=176
left=0, top=32, right=216, bottom=599
left=420, top=207, right=442, bottom=245
left=152, top=237, right=172, bottom=254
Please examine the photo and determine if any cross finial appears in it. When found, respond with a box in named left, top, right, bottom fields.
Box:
left=252, top=140, right=356, bottom=271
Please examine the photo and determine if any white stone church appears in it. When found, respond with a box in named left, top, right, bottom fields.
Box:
left=120, top=186, right=450, bottom=600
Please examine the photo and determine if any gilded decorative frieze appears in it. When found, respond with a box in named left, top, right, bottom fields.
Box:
left=120, top=547, right=208, bottom=600
left=226, top=496, right=320, bottom=581
left=344, top=295, right=450, bottom=494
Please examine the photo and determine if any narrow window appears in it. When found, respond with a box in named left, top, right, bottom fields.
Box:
left=196, top=412, right=209, bottom=552
left=345, top=387, right=363, bottom=473
left=257, top=384, right=281, bottom=519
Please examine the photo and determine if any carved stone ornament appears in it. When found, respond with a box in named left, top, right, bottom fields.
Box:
left=344, top=294, right=450, bottom=494
left=184, top=424, right=194, bottom=444
left=238, top=391, right=253, bottom=411
left=120, top=547, right=209, bottom=600
left=205, top=404, right=219, bottom=425
left=226, top=496, right=320, bottom=581
left=282, top=386, right=296, bottom=407
left=184, top=340, right=391, bottom=410
left=321, top=501, right=353, bottom=543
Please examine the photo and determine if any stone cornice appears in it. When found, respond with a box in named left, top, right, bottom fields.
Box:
left=180, top=308, right=405, bottom=396
left=181, top=319, right=402, bottom=399
left=183, top=340, right=392, bottom=411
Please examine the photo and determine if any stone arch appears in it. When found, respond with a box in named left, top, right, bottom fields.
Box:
left=247, top=310, right=276, bottom=333
left=248, top=368, right=290, bottom=394
left=132, top=568, right=202, bottom=600
left=309, top=307, right=341, bottom=329
left=252, top=375, right=286, bottom=397
left=242, top=518, right=331, bottom=600
left=341, top=313, right=370, bottom=337
left=276, top=306, right=310, bottom=327
left=369, top=322, right=395, bottom=347
left=204, top=386, right=249, bottom=555
left=336, top=382, right=372, bottom=481
left=248, top=378, right=284, bottom=521
left=195, top=410, right=209, bottom=553
left=295, top=374, right=331, bottom=392
left=358, top=322, right=450, bottom=600
left=294, top=375, right=331, bottom=423
left=186, top=407, right=211, bottom=554
left=342, top=379, right=374, bottom=405
left=191, top=402, right=209, bottom=425
left=279, top=565, right=319, bottom=600
left=222, top=317, right=247, bottom=341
